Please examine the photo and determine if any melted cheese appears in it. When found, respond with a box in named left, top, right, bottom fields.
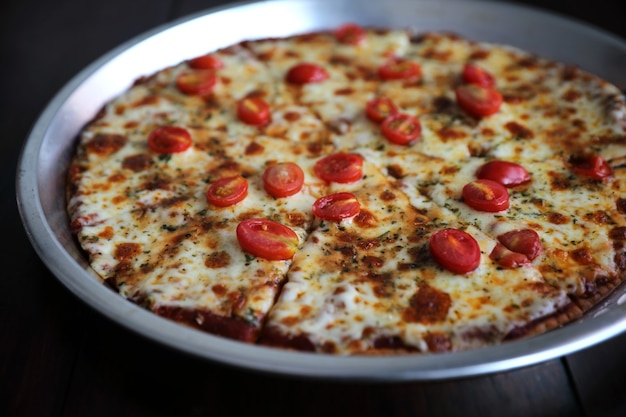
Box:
left=67, top=28, right=626, bottom=354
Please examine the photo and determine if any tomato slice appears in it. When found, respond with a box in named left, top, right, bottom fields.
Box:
left=497, top=229, right=543, bottom=261
left=489, top=243, right=531, bottom=269
left=378, top=59, right=422, bottom=81
left=334, top=23, right=366, bottom=45
left=569, top=154, right=613, bottom=179
left=286, top=63, right=329, bottom=85
left=312, top=192, right=360, bottom=221
left=381, top=113, right=422, bottom=145
left=455, top=84, right=503, bottom=117
left=236, top=218, right=299, bottom=261
left=476, top=160, right=531, bottom=187
left=237, top=97, right=271, bottom=126
left=429, top=228, right=481, bottom=274
left=313, top=152, right=364, bottom=184
left=147, top=126, right=192, bottom=154
left=366, top=97, right=399, bottom=123
left=462, top=62, right=495, bottom=87
left=462, top=179, right=509, bottom=212
left=176, top=70, right=218, bottom=95
left=206, top=175, right=248, bottom=207
left=262, top=162, right=305, bottom=198
left=188, top=53, right=224, bottom=70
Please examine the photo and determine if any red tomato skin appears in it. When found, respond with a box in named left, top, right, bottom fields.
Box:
left=188, top=53, right=224, bottom=70
left=366, top=97, right=399, bottom=123
left=497, top=229, right=543, bottom=261
left=334, top=23, right=366, bottom=45
left=476, top=160, right=531, bottom=187
left=429, top=228, right=481, bottom=274
left=312, top=192, right=360, bottom=221
left=455, top=84, right=503, bottom=117
left=570, top=155, right=613, bottom=179
left=286, top=63, right=329, bottom=85
left=313, top=153, right=364, bottom=184
left=147, top=126, right=192, bottom=154
left=489, top=243, right=531, bottom=269
left=378, top=59, right=422, bottom=81
left=236, top=218, right=299, bottom=261
left=176, top=70, right=218, bottom=95
left=237, top=97, right=271, bottom=126
left=381, top=113, right=422, bottom=145
left=462, top=63, right=495, bottom=87
left=262, top=162, right=305, bottom=198
left=462, top=179, right=510, bottom=212
left=206, top=175, right=248, bottom=207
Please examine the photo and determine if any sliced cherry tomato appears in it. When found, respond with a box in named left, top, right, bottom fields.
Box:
left=476, top=160, right=531, bottom=187
left=286, top=63, right=329, bottom=85
left=236, top=218, right=299, bottom=261
left=206, top=175, right=248, bottom=207
left=313, top=152, right=364, bottom=184
left=569, top=154, right=613, bottom=179
left=497, top=229, right=543, bottom=261
left=378, top=59, right=422, bottom=81
left=176, top=70, right=218, bottom=95
left=312, top=192, right=360, bottom=221
left=455, top=84, right=503, bottom=118
left=462, top=179, right=510, bottom=212
left=262, top=162, right=305, bottom=198
left=366, top=97, right=398, bottom=123
left=147, top=126, right=192, bottom=154
left=188, top=53, right=224, bottom=70
left=334, top=23, right=366, bottom=45
left=462, top=62, right=495, bottom=87
left=381, top=113, right=422, bottom=145
left=489, top=243, right=531, bottom=269
left=430, top=228, right=481, bottom=274
left=237, top=97, right=271, bottom=126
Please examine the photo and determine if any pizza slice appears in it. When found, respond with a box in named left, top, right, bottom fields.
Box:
left=259, top=150, right=570, bottom=353
left=402, top=153, right=626, bottom=315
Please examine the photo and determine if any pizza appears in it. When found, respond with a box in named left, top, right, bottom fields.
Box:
left=66, top=24, right=626, bottom=354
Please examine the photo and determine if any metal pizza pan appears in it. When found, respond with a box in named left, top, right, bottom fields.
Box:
left=16, top=0, right=626, bottom=381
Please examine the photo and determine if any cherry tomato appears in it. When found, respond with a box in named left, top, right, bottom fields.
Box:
left=381, top=113, right=422, bottom=145
left=236, top=218, right=299, bottom=261
left=237, top=97, right=271, bottom=126
left=430, top=228, right=481, bottom=274
left=476, top=160, right=531, bottom=187
left=378, top=59, right=422, bottom=81
left=497, top=229, right=543, bottom=261
left=455, top=84, right=503, bottom=118
left=312, top=192, right=360, bottom=221
left=206, top=175, right=248, bottom=207
left=286, top=63, right=329, bottom=85
left=188, top=53, right=224, bottom=70
left=462, top=179, right=510, bottom=212
left=569, top=154, right=613, bottom=179
left=262, top=162, right=305, bottom=198
left=462, top=62, right=495, bottom=87
left=366, top=97, right=398, bottom=123
left=313, top=152, right=364, bottom=184
left=489, top=243, right=531, bottom=269
left=176, top=70, right=218, bottom=95
left=334, top=23, right=366, bottom=45
left=147, top=126, right=192, bottom=154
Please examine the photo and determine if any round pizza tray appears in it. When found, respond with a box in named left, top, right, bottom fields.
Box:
left=16, top=0, right=626, bottom=381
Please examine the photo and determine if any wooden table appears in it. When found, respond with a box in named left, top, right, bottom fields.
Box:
left=2, top=1, right=626, bottom=416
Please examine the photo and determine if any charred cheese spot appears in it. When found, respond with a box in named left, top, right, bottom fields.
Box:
left=403, top=283, right=451, bottom=324
left=85, top=133, right=127, bottom=156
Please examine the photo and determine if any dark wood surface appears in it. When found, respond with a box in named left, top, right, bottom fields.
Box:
left=2, top=1, right=626, bottom=416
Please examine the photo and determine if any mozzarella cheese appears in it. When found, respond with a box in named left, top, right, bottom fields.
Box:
left=67, top=28, right=626, bottom=353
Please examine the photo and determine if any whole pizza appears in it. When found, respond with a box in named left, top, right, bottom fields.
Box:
left=66, top=24, right=626, bottom=354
